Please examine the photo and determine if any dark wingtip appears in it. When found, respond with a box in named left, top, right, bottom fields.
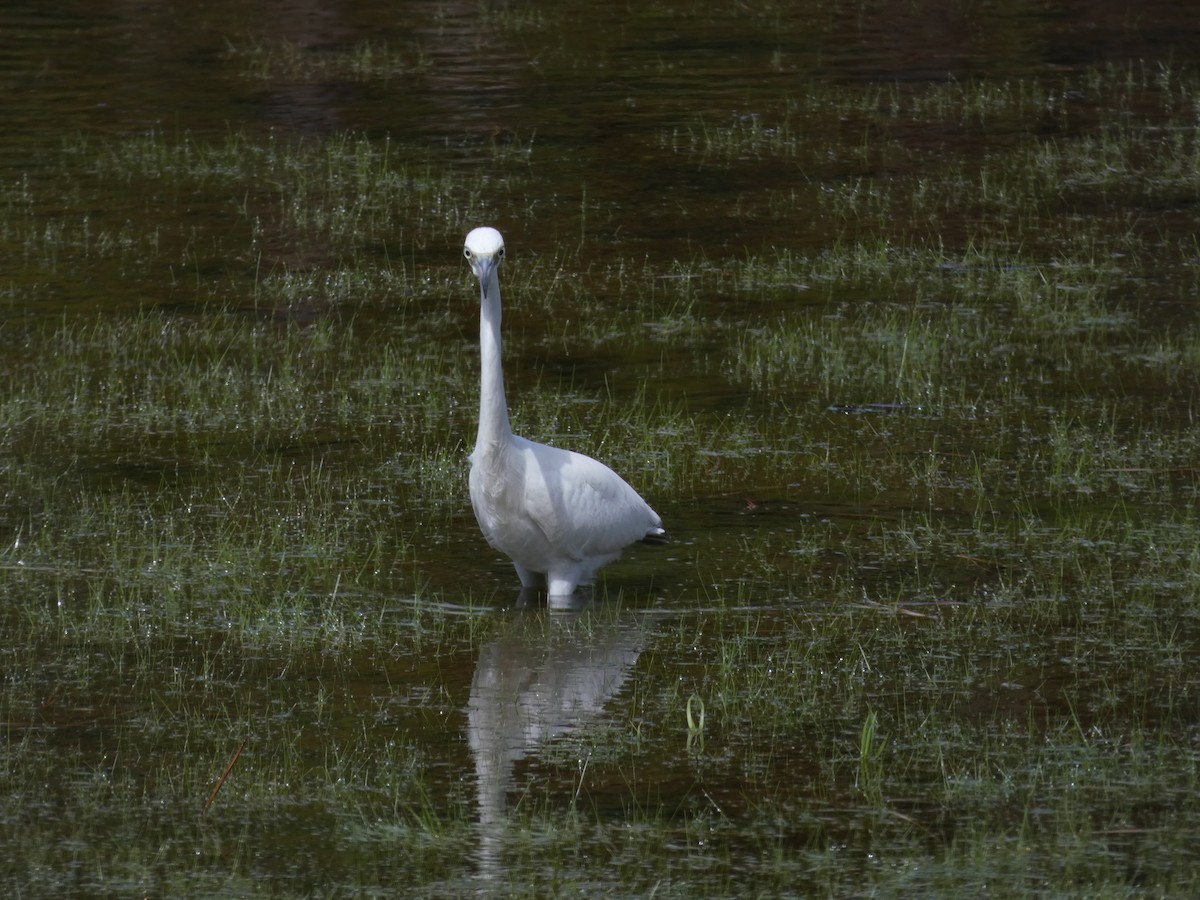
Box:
left=640, top=527, right=671, bottom=546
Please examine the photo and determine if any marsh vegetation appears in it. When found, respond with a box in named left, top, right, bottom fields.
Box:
left=3, top=1, right=1200, bottom=895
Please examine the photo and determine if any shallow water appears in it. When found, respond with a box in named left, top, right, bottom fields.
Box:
left=4, top=0, right=1200, bottom=895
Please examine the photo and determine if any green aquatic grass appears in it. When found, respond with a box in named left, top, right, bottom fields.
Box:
left=668, top=62, right=1200, bottom=270
left=0, top=129, right=512, bottom=317
left=93, top=128, right=493, bottom=254
left=727, top=244, right=1140, bottom=406
left=223, top=37, right=432, bottom=84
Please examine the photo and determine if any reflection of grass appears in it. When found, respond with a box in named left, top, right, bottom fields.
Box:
left=4, top=47, right=1200, bottom=897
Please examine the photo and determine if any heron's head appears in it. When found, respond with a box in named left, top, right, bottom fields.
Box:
left=464, top=227, right=505, bottom=299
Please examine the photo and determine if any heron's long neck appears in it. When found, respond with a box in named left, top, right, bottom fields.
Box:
left=476, top=271, right=512, bottom=454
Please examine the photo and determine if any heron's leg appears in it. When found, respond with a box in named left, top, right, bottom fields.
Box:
left=546, top=562, right=585, bottom=598
left=512, top=561, right=542, bottom=589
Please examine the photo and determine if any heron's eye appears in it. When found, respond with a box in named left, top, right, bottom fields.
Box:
left=463, top=248, right=472, bottom=259
left=497, top=247, right=506, bottom=260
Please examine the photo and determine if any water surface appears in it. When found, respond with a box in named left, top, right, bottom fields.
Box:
left=3, top=0, right=1200, bottom=894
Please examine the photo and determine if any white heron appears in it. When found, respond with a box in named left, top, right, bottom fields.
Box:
left=463, top=226, right=669, bottom=598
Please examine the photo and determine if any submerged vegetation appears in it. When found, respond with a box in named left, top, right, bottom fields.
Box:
left=3, top=3, right=1200, bottom=895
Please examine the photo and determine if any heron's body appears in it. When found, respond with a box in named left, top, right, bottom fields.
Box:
left=464, top=226, right=668, bottom=597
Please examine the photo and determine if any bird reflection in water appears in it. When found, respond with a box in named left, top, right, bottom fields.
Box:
left=467, top=591, right=643, bottom=869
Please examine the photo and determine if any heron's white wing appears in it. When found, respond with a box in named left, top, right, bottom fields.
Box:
left=516, top=439, right=659, bottom=559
